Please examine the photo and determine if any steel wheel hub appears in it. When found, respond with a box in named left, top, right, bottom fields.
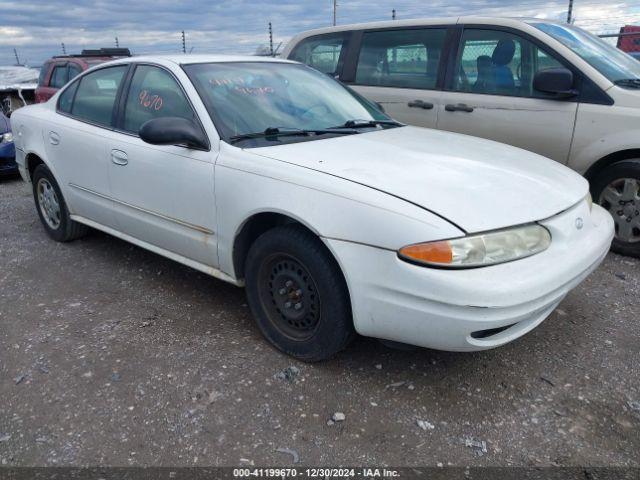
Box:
left=259, top=254, right=320, bottom=340
left=599, top=177, right=640, bottom=243
left=37, top=178, right=61, bottom=230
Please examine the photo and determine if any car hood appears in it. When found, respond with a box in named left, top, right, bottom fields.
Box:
left=249, top=126, right=588, bottom=233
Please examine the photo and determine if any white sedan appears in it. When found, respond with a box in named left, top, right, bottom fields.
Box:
left=11, top=55, right=614, bottom=361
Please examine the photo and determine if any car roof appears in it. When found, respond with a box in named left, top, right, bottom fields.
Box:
left=104, top=54, right=295, bottom=66
left=285, top=16, right=567, bottom=40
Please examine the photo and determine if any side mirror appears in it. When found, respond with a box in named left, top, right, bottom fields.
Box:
left=139, top=117, right=208, bottom=150
left=533, top=68, right=578, bottom=98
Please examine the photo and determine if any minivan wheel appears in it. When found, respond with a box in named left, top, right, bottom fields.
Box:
left=244, top=224, right=354, bottom=361
left=591, top=160, right=640, bottom=258
left=32, top=164, right=88, bottom=242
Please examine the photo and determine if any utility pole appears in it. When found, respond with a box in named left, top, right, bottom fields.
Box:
left=333, top=0, right=337, bottom=26
left=115, top=36, right=119, bottom=48
left=13, top=48, right=21, bottom=65
left=268, top=22, right=274, bottom=57
left=61, top=42, right=66, bottom=55
left=567, top=0, right=573, bottom=24
left=181, top=30, right=186, bottom=54
left=392, top=9, right=396, bottom=20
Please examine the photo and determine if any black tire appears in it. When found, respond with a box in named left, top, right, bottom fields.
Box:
left=591, top=159, right=640, bottom=258
left=244, top=224, right=354, bottom=361
left=32, top=164, right=88, bottom=242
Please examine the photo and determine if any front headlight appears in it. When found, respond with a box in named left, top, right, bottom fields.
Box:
left=398, top=224, right=551, bottom=268
left=1, top=132, right=13, bottom=143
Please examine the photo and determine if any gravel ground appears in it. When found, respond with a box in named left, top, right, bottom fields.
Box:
left=0, top=176, right=639, bottom=467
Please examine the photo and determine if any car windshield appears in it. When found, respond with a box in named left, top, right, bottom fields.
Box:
left=183, top=61, right=394, bottom=146
left=530, top=22, right=640, bottom=86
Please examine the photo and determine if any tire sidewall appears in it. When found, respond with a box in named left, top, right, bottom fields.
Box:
left=32, top=165, right=70, bottom=242
left=590, top=159, right=640, bottom=258
left=245, top=226, right=353, bottom=361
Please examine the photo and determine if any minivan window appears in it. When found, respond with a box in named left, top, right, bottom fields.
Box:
left=452, top=29, right=565, bottom=97
left=123, top=65, right=195, bottom=133
left=289, top=34, right=347, bottom=76
left=531, top=22, right=640, bottom=86
left=355, top=28, right=447, bottom=89
left=70, top=66, right=127, bottom=127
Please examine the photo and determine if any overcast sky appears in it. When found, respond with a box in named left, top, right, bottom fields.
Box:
left=1, top=0, right=639, bottom=66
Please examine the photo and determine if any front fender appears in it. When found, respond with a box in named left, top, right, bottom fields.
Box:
left=216, top=143, right=462, bottom=279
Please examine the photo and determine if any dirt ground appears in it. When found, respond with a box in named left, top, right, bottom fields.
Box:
left=1, top=176, right=638, bottom=467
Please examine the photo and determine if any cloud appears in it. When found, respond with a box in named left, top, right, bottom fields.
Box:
left=0, top=0, right=638, bottom=66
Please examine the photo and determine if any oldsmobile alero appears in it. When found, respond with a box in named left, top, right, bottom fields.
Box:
left=10, top=55, right=614, bottom=360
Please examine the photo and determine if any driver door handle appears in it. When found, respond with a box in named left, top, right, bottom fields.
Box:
left=111, top=149, right=128, bottom=166
left=445, top=103, right=474, bottom=113
left=408, top=100, right=434, bottom=110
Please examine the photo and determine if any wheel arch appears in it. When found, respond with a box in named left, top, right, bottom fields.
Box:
left=25, top=152, right=46, bottom=181
left=584, top=149, right=640, bottom=185
left=231, top=211, right=324, bottom=281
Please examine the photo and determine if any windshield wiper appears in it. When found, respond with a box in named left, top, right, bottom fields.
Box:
left=614, top=78, right=640, bottom=89
left=335, top=119, right=404, bottom=129
left=229, top=126, right=359, bottom=144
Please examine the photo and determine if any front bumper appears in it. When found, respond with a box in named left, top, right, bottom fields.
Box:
left=325, top=201, right=614, bottom=352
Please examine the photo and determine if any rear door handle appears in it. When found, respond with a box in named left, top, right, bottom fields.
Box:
left=48, top=131, right=60, bottom=145
left=111, top=149, right=128, bottom=166
left=408, top=100, right=434, bottom=110
left=445, top=103, right=474, bottom=113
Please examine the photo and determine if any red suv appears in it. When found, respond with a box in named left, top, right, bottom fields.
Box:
left=35, top=48, right=131, bottom=103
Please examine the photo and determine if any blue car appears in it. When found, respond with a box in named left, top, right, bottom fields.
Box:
left=0, top=111, right=17, bottom=176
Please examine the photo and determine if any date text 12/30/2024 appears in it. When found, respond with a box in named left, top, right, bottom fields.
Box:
left=233, top=468, right=401, bottom=478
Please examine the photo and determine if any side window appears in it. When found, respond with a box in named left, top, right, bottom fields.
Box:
left=37, top=63, right=50, bottom=87
left=289, top=34, right=347, bottom=76
left=70, top=65, right=127, bottom=127
left=452, top=29, right=566, bottom=97
left=49, top=65, right=69, bottom=89
left=355, top=28, right=447, bottom=89
left=68, top=65, right=82, bottom=81
left=58, top=81, right=79, bottom=113
left=122, top=65, right=195, bottom=134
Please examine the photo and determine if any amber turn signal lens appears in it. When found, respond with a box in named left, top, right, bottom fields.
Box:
left=399, top=241, right=453, bottom=265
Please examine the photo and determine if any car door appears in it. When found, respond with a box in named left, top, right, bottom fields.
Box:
left=105, top=64, right=218, bottom=268
left=44, top=64, right=128, bottom=228
left=38, top=62, right=68, bottom=103
left=437, top=27, right=578, bottom=163
left=346, top=27, right=449, bottom=128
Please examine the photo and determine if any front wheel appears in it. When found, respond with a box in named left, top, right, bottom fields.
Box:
left=591, top=160, right=640, bottom=258
left=244, top=225, right=354, bottom=361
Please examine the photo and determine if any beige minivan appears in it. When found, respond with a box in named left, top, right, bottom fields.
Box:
left=283, top=17, right=640, bottom=257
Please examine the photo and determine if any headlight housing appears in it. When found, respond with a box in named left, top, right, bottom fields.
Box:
left=398, top=224, right=551, bottom=268
left=1, top=132, right=13, bottom=143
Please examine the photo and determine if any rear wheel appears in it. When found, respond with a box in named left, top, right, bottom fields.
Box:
left=244, top=224, right=354, bottom=361
left=591, top=160, right=640, bottom=258
left=32, top=164, right=88, bottom=242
